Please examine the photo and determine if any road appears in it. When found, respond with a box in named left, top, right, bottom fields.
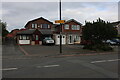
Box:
left=2, top=40, right=120, bottom=78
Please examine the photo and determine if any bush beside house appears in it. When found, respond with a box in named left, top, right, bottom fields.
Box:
left=82, top=18, right=118, bottom=51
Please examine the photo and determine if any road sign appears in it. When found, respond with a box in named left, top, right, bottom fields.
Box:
left=55, top=20, right=65, bottom=23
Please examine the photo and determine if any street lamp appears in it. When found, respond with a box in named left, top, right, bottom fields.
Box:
left=59, top=0, right=62, bottom=54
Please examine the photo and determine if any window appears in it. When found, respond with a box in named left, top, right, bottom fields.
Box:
left=64, top=24, right=69, bottom=29
left=40, top=24, right=42, bottom=28
left=23, top=35, right=26, bottom=40
left=32, top=24, right=34, bottom=28
left=36, top=35, right=39, bottom=40
left=77, top=25, right=80, bottom=30
left=19, top=35, right=29, bottom=40
left=71, top=25, right=76, bottom=30
left=74, top=35, right=79, bottom=42
left=20, top=35, right=22, bottom=40
left=35, top=24, right=37, bottom=28
left=71, top=25, right=80, bottom=30
left=48, top=25, right=50, bottom=28
left=26, top=36, right=29, bottom=40
left=41, top=24, right=50, bottom=29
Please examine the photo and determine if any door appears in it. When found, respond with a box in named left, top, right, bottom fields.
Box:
left=55, top=35, right=66, bottom=45
left=35, top=35, right=39, bottom=44
left=62, top=35, right=66, bottom=44
left=68, top=35, right=73, bottom=44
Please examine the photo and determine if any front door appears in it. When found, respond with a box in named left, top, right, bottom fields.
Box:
left=35, top=35, right=39, bottom=44
left=68, top=35, right=73, bottom=44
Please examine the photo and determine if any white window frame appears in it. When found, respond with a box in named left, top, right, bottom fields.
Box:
left=40, top=24, right=42, bottom=28
left=77, top=25, right=80, bottom=30
left=64, top=24, right=69, bottom=29
left=71, top=25, right=76, bottom=30
left=22, top=35, right=26, bottom=40
left=35, top=24, right=37, bottom=28
left=48, top=25, right=50, bottom=28
left=26, top=36, right=29, bottom=40
left=32, top=24, right=34, bottom=28
left=20, top=35, right=22, bottom=40
left=72, top=25, right=80, bottom=30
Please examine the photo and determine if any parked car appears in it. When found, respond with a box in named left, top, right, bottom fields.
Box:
left=106, top=40, right=117, bottom=45
left=42, top=37, right=54, bottom=45
left=112, top=38, right=120, bottom=45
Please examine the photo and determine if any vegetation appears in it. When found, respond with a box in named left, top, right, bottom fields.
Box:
left=82, top=18, right=118, bottom=51
left=0, top=20, right=9, bottom=37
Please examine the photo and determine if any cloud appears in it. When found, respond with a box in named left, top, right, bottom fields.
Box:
left=1, top=2, right=118, bottom=31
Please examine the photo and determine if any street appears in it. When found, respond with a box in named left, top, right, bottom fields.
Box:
left=2, top=40, right=119, bottom=78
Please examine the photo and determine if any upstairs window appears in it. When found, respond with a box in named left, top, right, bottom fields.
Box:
left=64, top=24, right=69, bottom=29
left=32, top=24, right=34, bottom=28
left=77, top=25, right=80, bottom=30
left=71, top=25, right=80, bottom=30
left=35, top=24, right=37, bottom=28
left=41, top=24, right=50, bottom=29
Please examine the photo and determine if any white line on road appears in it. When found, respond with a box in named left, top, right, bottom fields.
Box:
left=37, top=65, right=60, bottom=68
left=43, top=65, right=60, bottom=68
left=91, top=59, right=120, bottom=64
left=0, top=68, right=18, bottom=71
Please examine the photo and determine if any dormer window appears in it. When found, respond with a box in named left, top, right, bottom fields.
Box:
left=64, top=24, right=69, bottom=29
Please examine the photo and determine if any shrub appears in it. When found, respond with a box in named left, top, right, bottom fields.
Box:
left=83, top=44, right=113, bottom=51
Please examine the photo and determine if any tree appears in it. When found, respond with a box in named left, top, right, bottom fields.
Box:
left=82, top=18, right=118, bottom=51
left=83, top=18, right=118, bottom=44
left=0, top=20, right=9, bottom=37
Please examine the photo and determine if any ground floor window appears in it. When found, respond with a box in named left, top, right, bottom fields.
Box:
left=19, top=35, right=30, bottom=40
left=74, top=35, right=80, bottom=42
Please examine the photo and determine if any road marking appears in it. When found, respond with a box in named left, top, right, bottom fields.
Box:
left=0, top=68, right=18, bottom=71
left=91, top=59, right=120, bottom=64
left=37, top=65, right=60, bottom=68
left=43, top=65, right=60, bottom=68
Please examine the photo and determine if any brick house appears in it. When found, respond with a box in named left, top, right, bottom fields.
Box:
left=111, top=21, right=120, bottom=37
left=16, top=17, right=53, bottom=45
left=53, top=19, right=82, bottom=45
left=16, top=17, right=82, bottom=45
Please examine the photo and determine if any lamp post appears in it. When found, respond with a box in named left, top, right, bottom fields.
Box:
left=59, top=0, right=62, bottom=54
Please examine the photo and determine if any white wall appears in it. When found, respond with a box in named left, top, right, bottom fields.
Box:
left=19, top=40, right=30, bottom=44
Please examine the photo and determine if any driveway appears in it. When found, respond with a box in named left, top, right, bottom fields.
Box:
left=20, top=45, right=118, bottom=57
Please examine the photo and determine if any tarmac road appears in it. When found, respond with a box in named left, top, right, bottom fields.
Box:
left=2, top=39, right=119, bottom=78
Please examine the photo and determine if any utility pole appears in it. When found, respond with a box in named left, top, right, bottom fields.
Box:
left=59, top=0, right=62, bottom=54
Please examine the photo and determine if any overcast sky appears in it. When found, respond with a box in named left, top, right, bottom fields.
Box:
left=1, top=0, right=120, bottom=31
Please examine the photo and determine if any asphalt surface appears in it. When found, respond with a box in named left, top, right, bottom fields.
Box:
left=2, top=40, right=120, bottom=78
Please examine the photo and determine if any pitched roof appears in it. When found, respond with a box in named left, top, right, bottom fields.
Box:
left=17, top=29, right=53, bottom=35
left=17, top=29, right=36, bottom=35
left=39, top=29, right=53, bottom=35
left=25, top=17, right=53, bottom=28
left=64, top=19, right=82, bottom=25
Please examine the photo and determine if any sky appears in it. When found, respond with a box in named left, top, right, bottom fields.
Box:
left=1, top=0, right=120, bottom=31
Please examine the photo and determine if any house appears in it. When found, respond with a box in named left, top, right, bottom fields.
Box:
left=16, top=17, right=82, bottom=45
left=111, top=21, right=120, bottom=37
left=16, top=17, right=53, bottom=45
left=53, top=19, right=82, bottom=45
